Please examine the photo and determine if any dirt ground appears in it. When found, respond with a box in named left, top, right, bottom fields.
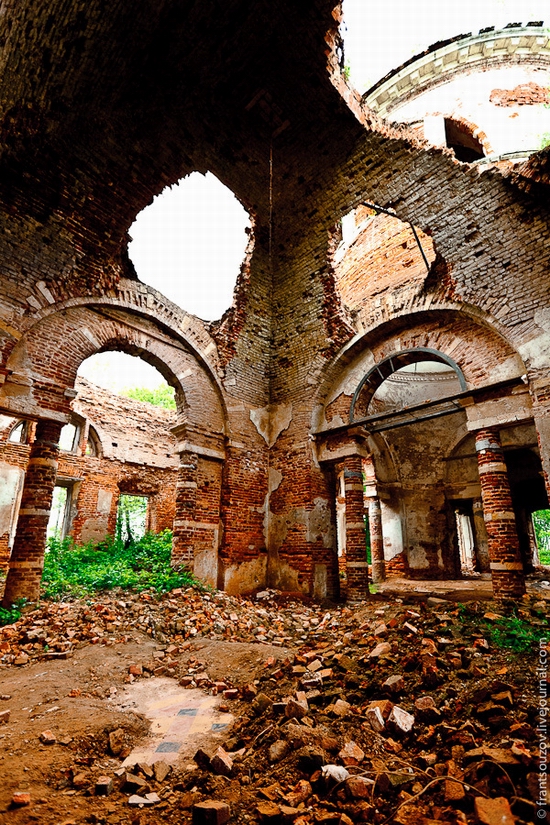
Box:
left=0, top=632, right=291, bottom=824
left=0, top=582, right=547, bottom=824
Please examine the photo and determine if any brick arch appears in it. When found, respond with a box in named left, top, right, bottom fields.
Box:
left=441, top=113, right=494, bottom=157
left=350, top=346, right=467, bottom=422
left=0, top=303, right=226, bottom=443
left=316, top=308, right=526, bottom=428
left=15, top=278, right=222, bottom=379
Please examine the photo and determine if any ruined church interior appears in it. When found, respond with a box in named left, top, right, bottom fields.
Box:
left=1, top=1, right=550, bottom=609
left=1, top=4, right=550, bottom=820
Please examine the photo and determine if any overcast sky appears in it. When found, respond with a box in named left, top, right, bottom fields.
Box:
left=80, top=1, right=547, bottom=392
left=343, top=0, right=547, bottom=91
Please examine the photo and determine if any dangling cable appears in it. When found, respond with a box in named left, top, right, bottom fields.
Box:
left=268, top=138, right=273, bottom=269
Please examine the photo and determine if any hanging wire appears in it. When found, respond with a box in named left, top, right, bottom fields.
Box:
left=268, top=139, right=273, bottom=268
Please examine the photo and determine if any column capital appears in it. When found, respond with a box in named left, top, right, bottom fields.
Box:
left=474, top=428, right=502, bottom=453
left=317, top=428, right=370, bottom=463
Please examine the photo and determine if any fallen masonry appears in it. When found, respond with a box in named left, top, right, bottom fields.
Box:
left=0, top=584, right=546, bottom=824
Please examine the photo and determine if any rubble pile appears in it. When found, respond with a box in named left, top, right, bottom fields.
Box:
left=0, top=586, right=547, bottom=824
left=0, top=588, right=329, bottom=666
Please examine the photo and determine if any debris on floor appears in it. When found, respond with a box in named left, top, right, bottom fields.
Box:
left=0, top=584, right=547, bottom=823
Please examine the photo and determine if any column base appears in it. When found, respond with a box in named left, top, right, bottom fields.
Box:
left=371, top=560, right=386, bottom=583
left=491, top=570, right=526, bottom=599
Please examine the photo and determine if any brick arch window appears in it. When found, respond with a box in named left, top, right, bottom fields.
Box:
left=85, top=426, right=102, bottom=457
left=8, top=420, right=30, bottom=444
left=350, top=347, right=467, bottom=422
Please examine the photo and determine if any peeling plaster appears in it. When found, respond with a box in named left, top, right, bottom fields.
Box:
left=295, top=497, right=335, bottom=549
left=408, top=546, right=430, bottom=569
left=223, top=555, right=267, bottom=596
left=0, top=465, right=23, bottom=538
left=261, top=467, right=289, bottom=585
left=80, top=517, right=109, bottom=545
left=5, top=339, right=33, bottom=378
left=267, top=559, right=304, bottom=593
left=250, top=403, right=292, bottom=448
left=194, top=540, right=218, bottom=588
left=324, top=350, right=375, bottom=406
left=519, top=330, right=550, bottom=370
left=96, top=489, right=112, bottom=516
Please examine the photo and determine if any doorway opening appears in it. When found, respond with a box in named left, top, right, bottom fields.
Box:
left=47, top=483, right=74, bottom=540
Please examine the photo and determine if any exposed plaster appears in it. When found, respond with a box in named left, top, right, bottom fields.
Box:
left=250, top=403, right=292, bottom=448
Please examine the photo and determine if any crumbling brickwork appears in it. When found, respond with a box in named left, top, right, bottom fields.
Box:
left=0, top=2, right=549, bottom=603
left=490, top=82, right=550, bottom=106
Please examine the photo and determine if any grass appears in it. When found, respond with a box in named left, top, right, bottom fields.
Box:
left=458, top=602, right=548, bottom=653
left=41, top=529, right=199, bottom=600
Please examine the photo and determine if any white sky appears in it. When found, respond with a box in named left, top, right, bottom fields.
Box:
left=343, top=0, right=547, bottom=92
left=128, top=172, right=250, bottom=323
left=78, top=350, right=167, bottom=392
left=80, top=1, right=546, bottom=392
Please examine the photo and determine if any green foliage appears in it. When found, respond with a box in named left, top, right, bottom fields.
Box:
left=116, top=494, right=148, bottom=543
left=42, top=530, right=198, bottom=599
left=539, top=132, right=550, bottom=150
left=458, top=602, right=547, bottom=653
left=121, top=384, right=176, bottom=409
left=0, top=603, right=22, bottom=626
left=533, top=509, right=550, bottom=565
left=485, top=612, right=547, bottom=652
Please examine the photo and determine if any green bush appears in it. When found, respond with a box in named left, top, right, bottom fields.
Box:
left=42, top=530, right=199, bottom=599
left=122, top=384, right=176, bottom=410
left=0, top=603, right=22, bottom=627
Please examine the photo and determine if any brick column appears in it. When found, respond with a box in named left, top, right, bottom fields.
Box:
left=368, top=497, right=386, bottom=583
left=475, top=428, right=525, bottom=599
left=172, top=450, right=198, bottom=568
left=2, top=419, right=62, bottom=607
left=343, top=454, right=370, bottom=601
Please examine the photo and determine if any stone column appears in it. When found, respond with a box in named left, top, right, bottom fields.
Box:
left=2, top=419, right=62, bottom=607
left=368, top=497, right=386, bottom=583
left=172, top=450, right=198, bottom=569
left=343, top=454, right=370, bottom=601
left=475, top=428, right=525, bottom=599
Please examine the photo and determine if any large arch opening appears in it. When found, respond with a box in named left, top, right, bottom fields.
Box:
left=350, top=348, right=467, bottom=422
left=41, top=350, right=181, bottom=547
left=128, top=172, right=251, bottom=321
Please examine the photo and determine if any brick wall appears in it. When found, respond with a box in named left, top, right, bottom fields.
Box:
left=0, top=1, right=549, bottom=598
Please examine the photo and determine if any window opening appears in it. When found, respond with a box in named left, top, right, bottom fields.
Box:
left=47, top=485, right=72, bottom=539
left=59, top=423, right=79, bottom=453
left=85, top=427, right=101, bottom=457
left=8, top=420, right=29, bottom=444
left=116, top=494, right=148, bottom=543
left=455, top=509, right=476, bottom=574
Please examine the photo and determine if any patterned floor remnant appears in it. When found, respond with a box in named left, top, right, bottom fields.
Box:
left=112, top=678, right=234, bottom=766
